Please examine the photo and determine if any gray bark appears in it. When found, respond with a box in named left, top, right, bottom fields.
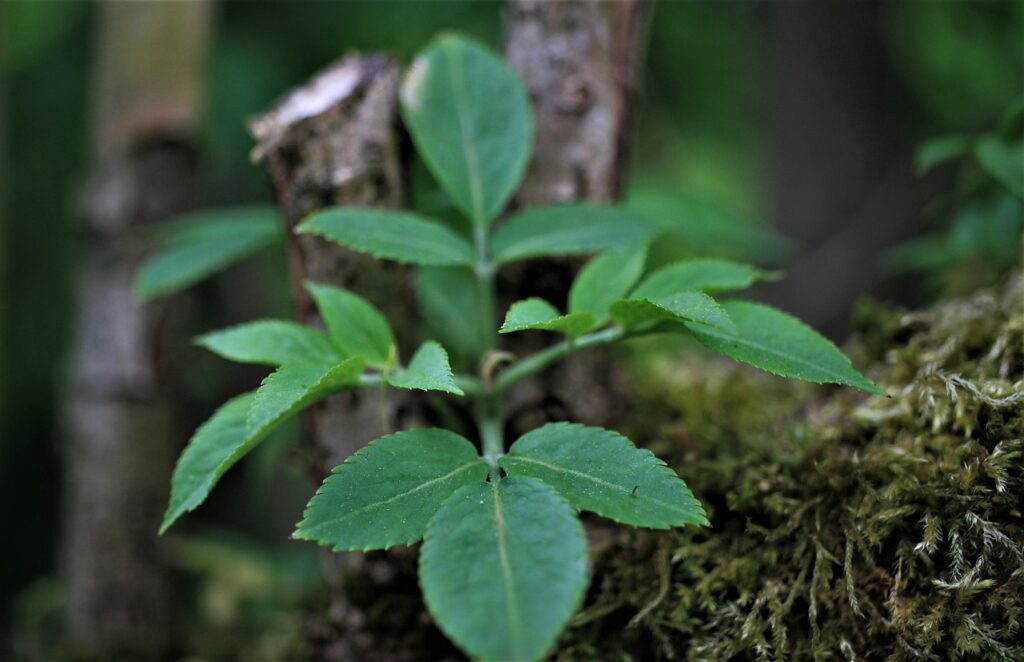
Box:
left=250, top=54, right=425, bottom=662
left=60, top=2, right=212, bottom=658
left=503, top=0, right=652, bottom=433
left=249, top=54, right=416, bottom=476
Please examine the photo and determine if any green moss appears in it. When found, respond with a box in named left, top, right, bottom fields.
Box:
left=556, top=273, right=1023, bottom=661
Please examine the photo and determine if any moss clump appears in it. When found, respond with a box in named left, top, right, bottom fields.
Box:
left=556, top=274, right=1023, bottom=661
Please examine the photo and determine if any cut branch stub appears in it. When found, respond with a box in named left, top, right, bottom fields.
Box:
left=249, top=53, right=419, bottom=472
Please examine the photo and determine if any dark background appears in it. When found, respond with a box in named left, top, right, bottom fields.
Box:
left=1, top=0, right=1021, bottom=655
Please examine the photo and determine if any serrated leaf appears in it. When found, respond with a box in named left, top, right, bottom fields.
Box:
left=499, top=298, right=596, bottom=338
left=500, top=423, right=707, bottom=529
left=976, top=136, right=1024, bottom=199
left=196, top=320, right=342, bottom=366
left=136, top=206, right=282, bottom=301
left=568, top=241, right=648, bottom=324
left=296, top=208, right=475, bottom=266
left=416, top=266, right=485, bottom=368
left=386, top=341, right=463, bottom=395
left=685, top=300, right=885, bottom=395
left=421, top=476, right=587, bottom=662
left=162, top=357, right=366, bottom=534
left=400, top=34, right=532, bottom=225
left=632, top=258, right=774, bottom=301
left=610, top=291, right=735, bottom=333
left=162, top=392, right=258, bottom=534
left=306, top=281, right=395, bottom=367
left=296, top=429, right=487, bottom=551
left=914, top=134, right=973, bottom=173
left=247, top=357, right=366, bottom=436
left=491, top=205, right=660, bottom=264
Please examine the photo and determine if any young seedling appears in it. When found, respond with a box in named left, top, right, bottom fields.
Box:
left=157, top=34, right=883, bottom=661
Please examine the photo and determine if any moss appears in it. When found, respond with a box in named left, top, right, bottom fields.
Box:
left=556, top=273, right=1023, bottom=661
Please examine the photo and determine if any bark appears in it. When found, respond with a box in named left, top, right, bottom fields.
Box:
left=60, top=2, right=211, bottom=658
left=503, top=0, right=652, bottom=433
left=249, top=53, right=415, bottom=475
left=761, top=0, right=932, bottom=338
left=249, top=54, right=423, bottom=661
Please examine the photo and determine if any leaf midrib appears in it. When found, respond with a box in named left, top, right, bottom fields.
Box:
left=302, top=461, right=481, bottom=532
left=503, top=455, right=697, bottom=518
left=444, top=42, right=486, bottom=224
left=491, top=482, right=524, bottom=658
left=322, top=218, right=471, bottom=261
left=688, top=321, right=863, bottom=386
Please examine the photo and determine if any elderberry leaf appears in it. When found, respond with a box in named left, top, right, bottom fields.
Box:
left=491, top=205, right=659, bottom=264
left=400, top=34, right=532, bottom=225
left=296, top=429, right=487, bottom=551
left=387, top=341, right=463, bottom=395
left=297, top=208, right=474, bottom=266
left=499, top=297, right=596, bottom=338
left=196, top=320, right=342, bottom=366
left=685, top=300, right=885, bottom=395
left=420, top=476, right=587, bottom=662
left=500, top=422, right=707, bottom=529
left=306, top=281, right=395, bottom=368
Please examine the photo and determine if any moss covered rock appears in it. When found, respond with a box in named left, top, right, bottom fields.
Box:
left=557, top=274, right=1023, bottom=661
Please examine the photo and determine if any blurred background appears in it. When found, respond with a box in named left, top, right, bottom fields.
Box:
left=1, top=1, right=1021, bottom=659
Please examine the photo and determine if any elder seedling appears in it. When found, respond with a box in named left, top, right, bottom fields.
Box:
left=155, top=35, right=883, bottom=661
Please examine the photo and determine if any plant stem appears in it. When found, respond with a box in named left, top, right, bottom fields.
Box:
left=473, top=223, right=497, bottom=351
left=476, top=395, right=504, bottom=480
left=493, top=326, right=626, bottom=393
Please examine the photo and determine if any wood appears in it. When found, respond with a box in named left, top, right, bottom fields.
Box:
left=503, top=0, right=652, bottom=431
left=505, top=0, right=649, bottom=205
left=61, top=2, right=211, bottom=658
left=249, top=53, right=418, bottom=475
left=250, top=54, right=424, bottom=661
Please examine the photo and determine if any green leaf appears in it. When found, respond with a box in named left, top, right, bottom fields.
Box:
left=386, top=341, right=464, bottom=395
left=499, top=298, right=596, bottom=338
left=296, top=208, right=475, bottom=266
left=136, top=206, right=282, bottom=301
left=914, top=134, right=973, bottom=173
left=568, top=241, right=648, bottom=324
left=248, top=357, right=366, bottom=437
left=196, top=320, right=342, bottom=366
left=296, top=429, right=487, bottom=551
left=632, top=258, right=775, bottom=300
left=421, top=476, right=587, bottom=662
left=162, top=356, right=366, bottom=535
left=491, top=205, right=660, bottom=264
left=685, top=300, right=885, bottom=395
left=162, top=392, right=258, bottom=534
left=306, top=281, right=395, bottom=367
left=610, top=291, right=735, bottom=333
left=416, top=266, right=484, bottom=368
left=400, top=34, right=532, bottom=225
left=500, top=423, right=707, bottom=529
left=976, top=136, right=1024, bottom=199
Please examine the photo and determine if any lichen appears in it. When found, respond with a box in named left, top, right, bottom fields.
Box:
left=555, top=273, right=1023, bottom=661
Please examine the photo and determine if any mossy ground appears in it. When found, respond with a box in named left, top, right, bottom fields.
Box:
left=556, top=274, right=1023, bottom=661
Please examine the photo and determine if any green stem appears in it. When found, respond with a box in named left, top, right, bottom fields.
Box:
left=493, top=326, right=626, bottom=393
left=473, top=223, right=496, bottom=351
left=476, top=395, right=504, bottom=481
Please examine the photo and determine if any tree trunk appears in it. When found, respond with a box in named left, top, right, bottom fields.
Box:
left=249, top=54, right=414, bottom=476
left=502, top=0, right=653, bottom=434
left=60, top=2, right=211, bottom=658
left=249, top=54, right=426, bottom=662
